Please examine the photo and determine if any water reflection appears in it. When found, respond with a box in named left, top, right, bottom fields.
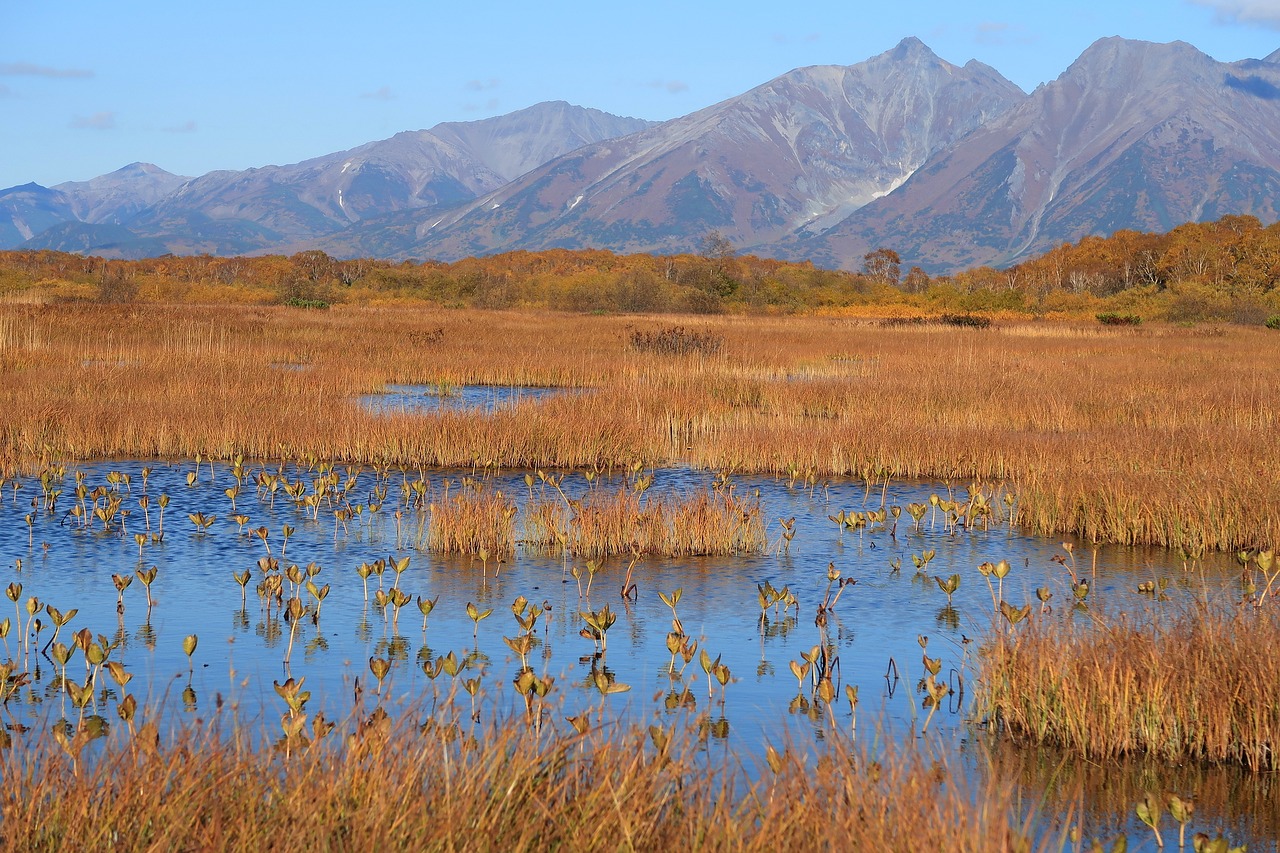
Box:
left=360, top=384, right=572, bottom=415
left=0, top=458, right=1268, bottom=847
left=970, top=736, right=1279, bottom=851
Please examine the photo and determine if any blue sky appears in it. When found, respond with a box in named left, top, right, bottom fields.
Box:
left=2, top=0, right=1278, bottom=189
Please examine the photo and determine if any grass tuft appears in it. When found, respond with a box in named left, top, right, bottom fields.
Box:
left=975, top=601, right=1280, bottom=769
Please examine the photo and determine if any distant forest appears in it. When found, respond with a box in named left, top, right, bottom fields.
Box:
left=2, top=215, right=1278, bottom=324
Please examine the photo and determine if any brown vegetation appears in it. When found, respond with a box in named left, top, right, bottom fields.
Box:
left=975, top=601, right=1280, bottom=770
left=0, top=712, right=1052, bottom=852
left=522, top=481, right=768, bottom=558
left=0, top=303, right=1277, bottom=553
left=5, top=214, right=1280, bottom=321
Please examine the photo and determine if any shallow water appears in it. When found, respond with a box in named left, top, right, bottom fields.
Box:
left=359, top=383, right=571, bottom=415
left=0, top=460, right=1268, bottom=850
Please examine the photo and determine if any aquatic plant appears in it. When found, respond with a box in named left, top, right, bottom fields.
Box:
left=578, top=603, right=617, bottom=654
left=183, top=634, right=198, bottom=674
left=465, top=601, right=493, bottom=640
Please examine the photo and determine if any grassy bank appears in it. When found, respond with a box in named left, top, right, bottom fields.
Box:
left=0, top=711, right=1051, bottom=853
left=975, top=600, right=1280, bottom=770
left=1, top=303, right=1277, bottom=552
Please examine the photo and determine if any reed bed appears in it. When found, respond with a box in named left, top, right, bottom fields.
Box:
left=0, top=711, right=1053, bottom=853
left=1, top=303, right=1278, bottom=552
left=524, top=484, right=767, bottom=558
left=975, top=601, right=1280, bottom=770
left=424, top=482, right=518, bottom=556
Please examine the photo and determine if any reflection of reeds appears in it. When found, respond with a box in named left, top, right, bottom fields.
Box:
left=0, top=710, right=1056, bottom=851
left=1, top=304, right=1278, bottom=552
left=975, top=601, right=1280, bottom=769
left=523, top=485, right=766, bottom=558
left=976, top=735, right=1280, bottom=848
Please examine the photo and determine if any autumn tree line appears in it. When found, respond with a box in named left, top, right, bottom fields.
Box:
left=2, top=216, right=1279, bottom=322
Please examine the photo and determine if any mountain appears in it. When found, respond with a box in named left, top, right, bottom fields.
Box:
left=8, top=38, right=1280, bottom=273
left=2, top=165, right=188, bottom=251
left=1, top=184, right=78, bottom=247
left=793, top=38, right=1280, bottom=271
left=3, top=102, right=652, bottom=254
left=19, top=222, right=173, bottom=258
left=393, top=38, right=1025, bottom=261
left=53, top=163, right=191, bottom=224
left=120, top=101, right=653, bottom=254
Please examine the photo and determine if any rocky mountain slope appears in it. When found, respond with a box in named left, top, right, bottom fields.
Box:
left=394, top=38, right=1025, bottom=260
left=791, top=38, right=1280, bottom=270
left=7, top=37, right=1280, bottom=273
left=9, top=102, right=651, bottom=257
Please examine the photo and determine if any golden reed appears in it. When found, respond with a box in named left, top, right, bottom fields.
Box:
left=1, top=303, right=1276, bottom=552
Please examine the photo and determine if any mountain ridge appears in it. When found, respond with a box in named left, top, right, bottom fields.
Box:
left=389, top=38, right=1025, bottom=262
left=8, top=36, right=1280, bottom=273
left=790, top=37, right=1280, bottom=270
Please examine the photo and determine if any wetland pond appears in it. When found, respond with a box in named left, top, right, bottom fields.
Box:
left=0, top=459, right=1273, bottom=850
left=360, top=383, right=572, bottom=415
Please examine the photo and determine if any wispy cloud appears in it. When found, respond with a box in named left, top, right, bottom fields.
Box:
left=163, top=120, right=197, bottom=133
left=462, top=97, right=501, bottom=112
left=71, top=111, right=115, bottom=130
left=0, top=83, right=12, bottom=98
left=974, top=21, right=1035, bottom=45
left=1191, top=0, right=1280, bottom=28
left=360, top=85, right=393, bottom=101
left=465, top=78, right=500, bottom=92
left=0, top=61, right=94, bottom=78
left=648, top=79, right=689, bottom=94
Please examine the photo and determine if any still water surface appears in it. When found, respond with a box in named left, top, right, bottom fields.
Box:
left=0, top=459, right=1268, bottom=849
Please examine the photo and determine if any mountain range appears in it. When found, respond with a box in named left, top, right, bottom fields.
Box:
left=4, top=36, right=1279, bottom=274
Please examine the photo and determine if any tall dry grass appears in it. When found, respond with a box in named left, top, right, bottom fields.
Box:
left=523, top=484, right=767, bottom=558
left=0, top=711, right=1055, bottom=852
left=424, top=481, right=518, bottom=555
left=975, top=601, right=1280, bottom=770
left=1, top=303, right=1277, bottom=551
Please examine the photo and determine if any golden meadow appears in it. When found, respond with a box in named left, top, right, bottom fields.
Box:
left=1, top=300, right=1276, bottom=555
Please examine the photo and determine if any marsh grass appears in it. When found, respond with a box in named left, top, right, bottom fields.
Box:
left=425, top=482, right=518, bottom=556
left=1, top=304, right=1278, bottom=552
left=628, top=325, right=724, bottom=356
left=975, top=600, right=1280, bottom=769
left=524, top=484, right=767, bottom=558
left=0, top=709, right=1056, bottom=853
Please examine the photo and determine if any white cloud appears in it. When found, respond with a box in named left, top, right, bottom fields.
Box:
left=1191, top=0, right=1280, bottom=28
left=360, top=86, right=393, bottom=101
left=648, top=79, right=689, bottom=94
left=462, top=97, right=501, bottom=112
left=71, top=111, right=115, bottom=130
left=465, top=78, right=500, bottom=92
left=975, top=21, right=1035, bottom=45
left=0, top=62, right=93, bottom=78
left=163, top=120, right=197, bottom=133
